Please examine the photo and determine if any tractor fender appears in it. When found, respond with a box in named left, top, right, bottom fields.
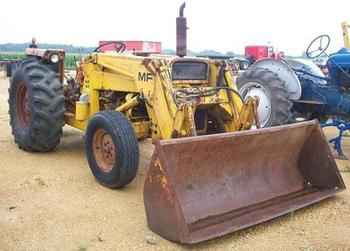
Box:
left=250, top=58, right=302, bottom=100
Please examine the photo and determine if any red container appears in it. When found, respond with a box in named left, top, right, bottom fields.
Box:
left=99, top=41, right=162, bottom=54
left=245, top=45, right=273, bottom=61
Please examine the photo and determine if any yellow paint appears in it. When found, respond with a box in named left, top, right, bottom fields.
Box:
left=116, top=96, right=139, bottom=113
left=65, top=114, right=87, bottom=130
left=75, top=101, right=89, bottom=121
left=65, top=52, right=259, bottom=140
left=342, top=22, right=350, bottom=49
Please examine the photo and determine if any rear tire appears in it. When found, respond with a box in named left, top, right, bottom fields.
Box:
left=237, top=68, right=293, bottom=127
left=8, top=58, right=65, bottom=151
left=85, top=111, right=139, bottom=188
left=6, top=63, right=12, bottom=77
left=7, top=62, right=19, bottom=78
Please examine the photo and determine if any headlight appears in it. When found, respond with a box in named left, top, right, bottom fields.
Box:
left=50, top=54, right=59, bottom=63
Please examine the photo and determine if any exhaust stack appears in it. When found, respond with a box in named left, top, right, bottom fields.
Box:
left=176, top=3, right=187, bottom=57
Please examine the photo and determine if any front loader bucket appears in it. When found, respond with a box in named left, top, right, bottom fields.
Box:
left=143, top=120, right=346, bottom=244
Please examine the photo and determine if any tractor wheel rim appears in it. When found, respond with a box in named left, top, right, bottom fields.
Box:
left=240, top=82, right=272, bottom=127
left=16, top=83, right=31, bottom=128
left=92, top=128, right=116, bottom=173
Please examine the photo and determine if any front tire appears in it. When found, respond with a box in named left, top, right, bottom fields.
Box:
left=85, top=111, right=139, bottom=188
left=237, top=68, right=293, bottom=127
left=8, top=59, right=65, bottom=151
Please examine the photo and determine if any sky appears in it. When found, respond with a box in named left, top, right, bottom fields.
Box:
left=1, top=0, right=349, bottom=56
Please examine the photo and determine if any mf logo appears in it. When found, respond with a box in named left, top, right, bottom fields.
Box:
left=138, top=72, right=153, bottom=82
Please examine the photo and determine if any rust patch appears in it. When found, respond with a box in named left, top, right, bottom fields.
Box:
left=144, top=121, right=346, bottom=244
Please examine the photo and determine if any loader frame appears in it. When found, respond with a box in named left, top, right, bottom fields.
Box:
left=65, top=53, right=259, bottom=140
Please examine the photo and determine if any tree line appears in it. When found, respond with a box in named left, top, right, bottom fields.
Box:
left=0, top=43, right=238, bottom=57
left=0, top=43, right=94, bottom=54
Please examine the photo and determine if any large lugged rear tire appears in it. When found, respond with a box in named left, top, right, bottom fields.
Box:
left=8, top=59, right=65, bottom=152
left=6, top=63, right=12, bottom=77
left=85, top=111, right=139, bottom=188
left=237, top=68, right=293, bottom=127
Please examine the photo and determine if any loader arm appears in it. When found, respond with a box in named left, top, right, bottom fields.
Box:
left=141, top=58, right=259, bottom=139
left=68, top=54, right=259, bottom=139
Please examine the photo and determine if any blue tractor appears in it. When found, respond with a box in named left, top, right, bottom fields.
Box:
left=237, top=22, right=350, bottom=158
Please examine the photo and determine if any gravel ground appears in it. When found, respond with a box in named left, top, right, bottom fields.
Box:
left=0, top=77, right=350, bottom=251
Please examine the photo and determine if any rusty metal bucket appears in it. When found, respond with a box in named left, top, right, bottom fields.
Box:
left=143, top=120, right=346, bottom=244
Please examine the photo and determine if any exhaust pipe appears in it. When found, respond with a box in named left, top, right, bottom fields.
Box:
left=176, top=2, right=187, bottom=57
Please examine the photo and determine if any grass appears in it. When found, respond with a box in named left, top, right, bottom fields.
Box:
left=0, top=52, right=25, bottom=61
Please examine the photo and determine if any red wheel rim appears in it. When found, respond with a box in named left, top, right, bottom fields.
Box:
left=16, top=83, right=31, bottom=128
left=92, top=128, right=116, bottom=173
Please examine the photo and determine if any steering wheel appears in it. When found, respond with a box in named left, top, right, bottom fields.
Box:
left=94, top=41, right=126, bottom=53
left=306, top=34, right=331, bottom=59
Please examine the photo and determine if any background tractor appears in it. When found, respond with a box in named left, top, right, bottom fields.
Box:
left=245, top=45, right=285, bottom=64
left=238, top=22, right=350, bottom=158
left=7, top=3, right=345, bottom=244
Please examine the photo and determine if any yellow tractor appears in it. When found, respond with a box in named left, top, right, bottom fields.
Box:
left=8, top=3, right=345, bottom=244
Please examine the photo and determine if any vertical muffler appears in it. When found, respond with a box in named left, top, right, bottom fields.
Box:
left=143, top=120, right=345, bottom=244
left=176, top=2, right=187, bottom=57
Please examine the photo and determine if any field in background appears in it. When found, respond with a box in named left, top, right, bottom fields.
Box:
left=0, top=52, right=84, bottom=70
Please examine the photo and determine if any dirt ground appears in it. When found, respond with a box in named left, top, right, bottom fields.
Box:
left=0, top=76, right=350, bottom=251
